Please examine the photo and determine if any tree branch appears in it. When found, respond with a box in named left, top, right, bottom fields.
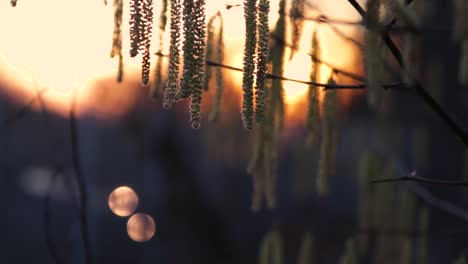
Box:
left=347, top=0, right=468, bottom=147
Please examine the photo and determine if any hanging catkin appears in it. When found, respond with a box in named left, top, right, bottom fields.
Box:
left=140, top=0, right=153, bottom=85
left=208, top=12, right=225, bottom=122
left=188, top=0, right=206, bottom=129
left=316, top=78, right=338, bottom=196
left=150, top=0, right=168, bottom=97
left=205, top=12, right=220, bottom=91
left=364, top=0, right=384, bottom=108
left=416, top=208, right=429, bottom=264
left=179, top=0, right=196, bottom=99
left=289, top=0, right=305, bottom=60
left=111, top=0, right=124, bottom=82
left=339, top=239, right=358, bottom=264
left=297, top=232, right=314, bottom=264
left=454, top=0, right=468, bottom=86
left=259, top=230, right=283, bottom=264
left=389, top=0, right=419, bottom=86
left=163, top=0, right=182, bottom=108
left=242, top=0, right=258, bottom=129
left=129, top=0, right=143, bottom=57
left=255, top=0, right=270, bottom=123
left=248, top=126, right=265, bottom=211
left=306, top=30, right=320, bottom=147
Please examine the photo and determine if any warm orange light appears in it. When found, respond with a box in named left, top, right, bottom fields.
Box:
left=108, top=186, right=139, bottom=217
left=127, top=213, right=156, bottom=242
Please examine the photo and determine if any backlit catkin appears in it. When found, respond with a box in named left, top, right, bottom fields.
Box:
left=255, top=0, right=270, bottom=123
left=306, top=31, right=320, bottom=147
left=364, top=0, right=384, bottom=107
left=163, top=0, right=182, bottom=108
left=242, top=0, right=258, bottom=129
left=111, top=0, right=124, bottom=82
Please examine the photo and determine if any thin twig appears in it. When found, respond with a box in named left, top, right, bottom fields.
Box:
left=69, top=87, right=92, bottom=264
left=406, top=183, right=468, bottom=223
left=0, top=88, right=48, bottom=129
left=154, top=52, right=401, bottom=90
left=44, top=167, right=64, bottom=264
left=347, top=0, right=468, bottom=147
left=372, top=175, right=468, bottom=187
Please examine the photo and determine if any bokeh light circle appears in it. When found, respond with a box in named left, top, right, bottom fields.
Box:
left=127, top=213, right=156, bottom=242
left=108, top=186, right=139, bottom=217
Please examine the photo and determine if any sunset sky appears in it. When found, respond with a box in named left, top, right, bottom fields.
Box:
left=0, top=0, right=365, bottom=115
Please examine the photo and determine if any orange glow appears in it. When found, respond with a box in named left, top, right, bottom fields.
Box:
left=127, top=213, right=156, bottom=242
left=108, top=186, right=139, bottom=217
left=0, top=1, right=363, bottom=123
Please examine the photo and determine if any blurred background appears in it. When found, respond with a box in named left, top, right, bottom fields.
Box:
left=1, top=0, right=468, bottom=263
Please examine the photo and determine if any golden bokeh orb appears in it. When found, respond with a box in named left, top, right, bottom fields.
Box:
left=127, top=213, right=156, bottom=242
left=108, top=186, right=139, bottom=217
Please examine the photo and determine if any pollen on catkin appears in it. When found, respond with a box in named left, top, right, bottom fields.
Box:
left=163, top=0, right=182, bottom=108
left=306, top=30, right=320, bottom=147
left=241, top=0, right=258, bottom=130
left=111, top=0, right=124, bottom=82
left=255, top=0, right=270, bottom=123
left=364, top=0, right=384, bottom=108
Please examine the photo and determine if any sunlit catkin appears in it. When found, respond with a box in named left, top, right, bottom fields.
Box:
left=364, top=0, right=384, bottom=108
left=298, top=232, right=314, bottom=264
left=208, top=12, right=225, bottom=122
left=163, top=0, right=182, bottom=108
left=255, top=0, right=270, bottom=123
left=289, top=0, right=305, bottom=59
left=242, top=0, right=258, bottom=129
left=111, top=0, right=124, bottom=82
left=306, top=31, right=320, bottom=147
left=316, top=78, right=338, bottom=196
left=339, top=239, right=358, bottom=264
left=150, top=0, right=168, bottom=97
left=188, top=0, right=207, bottom=128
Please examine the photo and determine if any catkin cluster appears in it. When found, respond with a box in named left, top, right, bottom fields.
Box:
left=129, top=0, right=154, bottom=85
left=111, top=0, right=124, bottom=82
left=249, top=0, right=283, bottom=211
